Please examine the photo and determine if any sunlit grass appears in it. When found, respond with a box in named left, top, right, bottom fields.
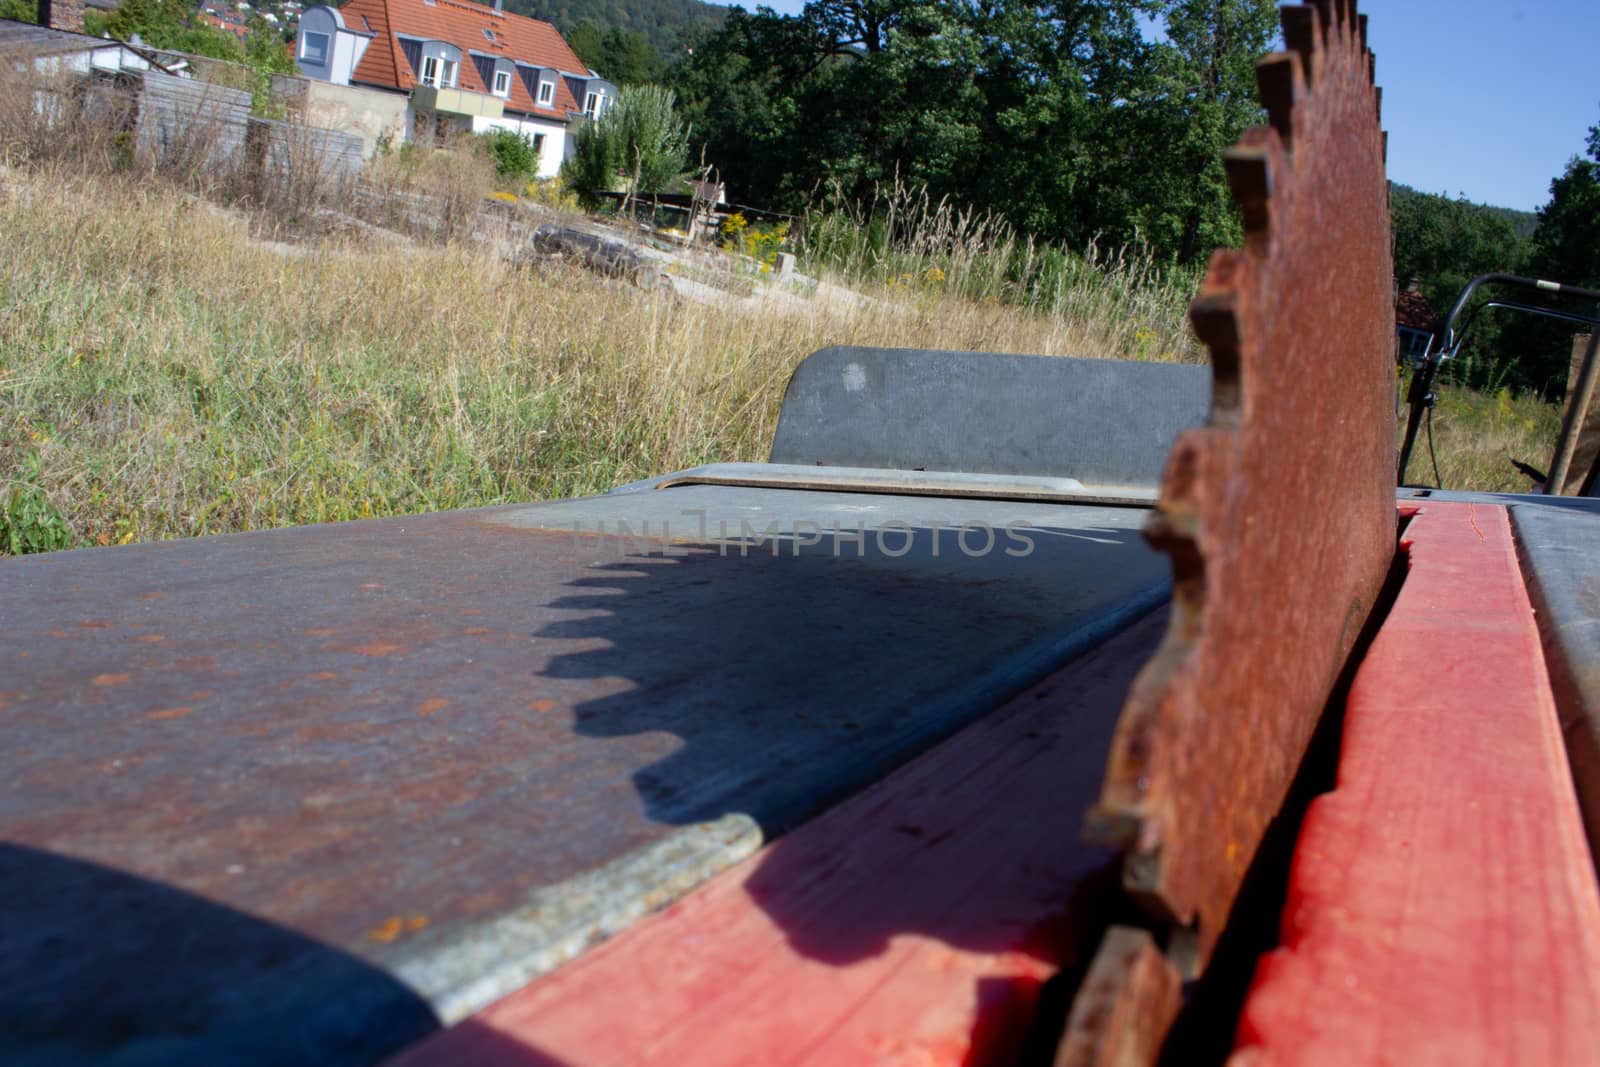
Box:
left=1397, top=372, right=1565, bottom=493
left=1, top=165, right=1201, bottom=552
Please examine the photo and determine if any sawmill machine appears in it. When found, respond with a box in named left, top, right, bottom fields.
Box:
left=4, top=1, right=1599, bottom=1063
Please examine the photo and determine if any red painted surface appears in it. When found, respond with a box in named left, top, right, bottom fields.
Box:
left=1232, top=502, right=1600, bottom=1066
left=387, top=611, right=1168, bottom=1067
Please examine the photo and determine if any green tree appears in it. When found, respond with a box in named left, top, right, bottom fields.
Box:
left=1391, top=184, right=1527, bottom=318
left=103, top=0, right=244, bottom=58
left=0, top=0, right=38, bottom=24
left=561, top=84, right=692, bottom=205
left=1501, top=118, right=1600, bottom=396
left=1132, top=0, right=1277, bottom=262
left=568, top=21, right=663, bottom=85
left=670, top=0, right=1275, bottom=263
left=1529, top=120, right=1600, bottom=292
left=669, top=8, right=823, bottom=208
left=1389, top=183, right=1529, bottom=388
left=500, top=0, right=723, bottom=61
left=483, top=128, right=541, bottom=180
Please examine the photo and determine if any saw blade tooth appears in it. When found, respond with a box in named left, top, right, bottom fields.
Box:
left=1223, top=135, right=1279, bottom=252
left=1281, top=6, right=1321, bottom=89
left=1188, top=256, right=1246, bottom=431
left=1085, top=0, right=1393, bottom=979
left=1255, top=52, right=1303, bottom=153
left=1311, top=0, right=1338, bottom=35
left=1357, top=11, right=1369, bottom=50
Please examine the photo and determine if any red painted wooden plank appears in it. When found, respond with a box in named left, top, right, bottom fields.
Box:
left=1232, top=502, right=1600, bottom=1066
left=387, top=611, right=1168, bottom=1067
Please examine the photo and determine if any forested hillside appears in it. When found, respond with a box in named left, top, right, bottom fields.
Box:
left=1389, top=117, right=1600, bottom=398
left=501, top=0, right=722, bottom=64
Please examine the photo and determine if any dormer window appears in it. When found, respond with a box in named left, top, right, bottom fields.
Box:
left=299, top=30, right=328, bottom=65
left=537, top=79, right=554, bottom=106
left=413, top=40, right=461, bottom=89
left=584, top=90, right=603, bottom=118
left=492, top=69, right=511, bottom=97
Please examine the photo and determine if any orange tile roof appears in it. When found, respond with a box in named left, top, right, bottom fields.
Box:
left=340, top=0, right=591, bottom=120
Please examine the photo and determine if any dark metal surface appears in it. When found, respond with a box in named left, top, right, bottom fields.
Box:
left=1507, top=500, right=1600, bottom=863
left=769, top=346, right=1210, bottom=484
left=1, top=485, right=1169, bottom=1063
left=1085, top=0, right=1396, bottom=969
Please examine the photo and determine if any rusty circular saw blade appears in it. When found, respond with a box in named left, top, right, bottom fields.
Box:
left=1083, top=0, right=1395, bottom=971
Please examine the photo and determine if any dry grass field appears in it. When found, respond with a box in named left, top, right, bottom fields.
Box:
left=0, top=76, right=1574, bottom=554
left=0, top=160, right=1206, bottom=551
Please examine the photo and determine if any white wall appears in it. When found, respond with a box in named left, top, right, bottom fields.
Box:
left=469, top=114, right=567, bottom=178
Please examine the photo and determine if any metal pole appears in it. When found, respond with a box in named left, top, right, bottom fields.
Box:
left=1397, top=355, right=1438, bottom=485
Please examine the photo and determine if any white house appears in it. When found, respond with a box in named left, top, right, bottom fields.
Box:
left=294, top=0, right=613, bottom=178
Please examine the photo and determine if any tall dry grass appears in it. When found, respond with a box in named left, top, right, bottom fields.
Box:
left=0, top=161, right=1200, bottom=551
left=798, top=181, right=1203, bottom=365
left=1397, top=375, right=1566, bottom=493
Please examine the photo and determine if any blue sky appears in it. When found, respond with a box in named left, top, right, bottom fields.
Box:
left=704, top=0, right=1598, bottom=213
left=1365, top=0, right=1596, bottom=211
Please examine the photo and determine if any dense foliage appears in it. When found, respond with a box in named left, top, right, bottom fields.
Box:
left=1501, top=118, right=1600, bottom=396
left=1388, top=119, right=1600, bottom=397
left=561, top=84, right=693, bottom=204
left=501, top=0, right=723, bottom=62
left=566, top=21, right=665, bottom=84
left=667, top=0, right=1278, bottom=265
left=1390, top=182, right=1529, bottom=386
left=484, top=128, right=543, bottom=180
left=87, top=0, right=295, bottom=75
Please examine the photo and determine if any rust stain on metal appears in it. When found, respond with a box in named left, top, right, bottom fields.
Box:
left=417, top=698, right=450, bottom=716
left=369, top=915, right=430, bottom=944
left=91, top=673, right=131, bottom=687
left=346, top=640, right=406, bottom=658
left=137, top=634, right=167, bottom=644
left=1086, top=0, right=1395, bottom=970
left=146, top=706, right=195, bottom=721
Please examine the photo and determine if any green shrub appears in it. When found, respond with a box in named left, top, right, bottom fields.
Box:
left=3, top=460, right=74, bottom=555
left=561, top=85, right=691, bottom=207
left=483, top=129, right=541, bottom=181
